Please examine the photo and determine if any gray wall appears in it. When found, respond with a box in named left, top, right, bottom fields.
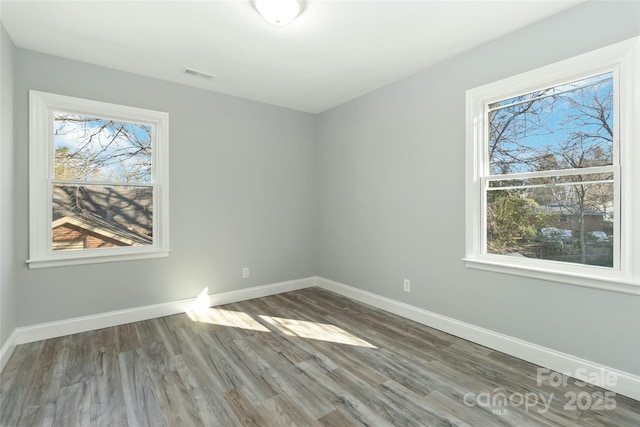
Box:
left=12, top=50, right=317, bottom=326
left=1, top=21, right=16, bottom=349
left=317, top=1, right=640, bottom=375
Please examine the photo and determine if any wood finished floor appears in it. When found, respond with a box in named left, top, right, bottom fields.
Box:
left=1, top=287, right=638, bottom=427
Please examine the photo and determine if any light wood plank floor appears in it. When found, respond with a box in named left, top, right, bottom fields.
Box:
left=1, top=287, right=638, bottom=426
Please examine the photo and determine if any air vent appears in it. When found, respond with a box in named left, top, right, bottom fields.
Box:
left=183, top=68, right=216, bottom=80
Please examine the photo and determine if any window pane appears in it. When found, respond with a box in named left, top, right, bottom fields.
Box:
left=486, top=182, right=613, bottom=267
left=52, top=184, right=153, bottom=251
left=53, top=112, right=152, bottom=183
left=490, top=73, right=612, bottom=110
left=488, top=73, right=613, bottom=175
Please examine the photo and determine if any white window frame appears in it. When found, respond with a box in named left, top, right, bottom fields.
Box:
left=464, top=37, right=639, bottom=295
left=28, top=91, right=170, bottom=268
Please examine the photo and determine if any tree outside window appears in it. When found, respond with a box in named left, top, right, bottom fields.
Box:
left=485, top=72, right=614, bottom=267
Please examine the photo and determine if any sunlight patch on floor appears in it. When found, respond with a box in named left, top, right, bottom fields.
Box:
left=186, top=308, right=270, bottom=332
left=259, top=315, right=377, bottom=348
left=183, top=289, right=376, bottom=347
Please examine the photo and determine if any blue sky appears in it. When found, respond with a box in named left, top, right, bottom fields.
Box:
left=53, top=113, right=152, bottom=183
left=489, top=72, right=613, bottom=175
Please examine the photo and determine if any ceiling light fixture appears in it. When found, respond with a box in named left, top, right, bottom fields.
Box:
left=255, top=0, right=300, bottom=26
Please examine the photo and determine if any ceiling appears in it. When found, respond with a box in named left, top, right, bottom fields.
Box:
left=1, top=0, right=582, bottom=113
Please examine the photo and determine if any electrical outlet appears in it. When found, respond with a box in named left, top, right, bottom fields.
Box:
left=242, top=267, right=250, bottom=278
left=403, top=279, right=410, bottom=292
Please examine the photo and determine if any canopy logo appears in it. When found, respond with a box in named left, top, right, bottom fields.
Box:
left=463, top=388, right=554, bottom=415
left=462, top=368, right=618, bottom=416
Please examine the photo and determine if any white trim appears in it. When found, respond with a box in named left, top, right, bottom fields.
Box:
left=26, top=249, right=171, bottom=269
left=463, top=257, right=640, bottom=296
left=464, top=36, right=640, bottom=292
left=0, top=328, right=17, bottom=373
left=28, top=90, right=170, bottom=269
left=14, top=277, right=315, bottom=345
left=316, top=277, right=640, bottom=401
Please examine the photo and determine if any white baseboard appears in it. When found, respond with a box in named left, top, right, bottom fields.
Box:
left=0, top=328, right=17, bottom=373
left=316, top=276, right=640, bottom=401
left=14, top=276, right=316, bottom=346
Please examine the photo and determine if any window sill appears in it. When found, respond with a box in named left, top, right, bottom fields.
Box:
left=26, top=249, right=170, bottom=269
left=463, top=256, right=640, bottom=295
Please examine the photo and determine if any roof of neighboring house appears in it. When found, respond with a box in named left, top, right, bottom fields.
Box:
left=52, top=185, right=153, bottom=246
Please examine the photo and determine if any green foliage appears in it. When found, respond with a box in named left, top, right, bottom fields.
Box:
left=487, top=191, right=551, bottom=254
left=54, top=146, right=89, bottom=180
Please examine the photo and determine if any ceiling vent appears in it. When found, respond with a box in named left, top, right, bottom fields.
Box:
left=183, top=68, right=216, bottom=80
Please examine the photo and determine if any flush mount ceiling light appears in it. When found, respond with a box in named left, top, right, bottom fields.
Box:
left=255, top=0, right=300, bottom=26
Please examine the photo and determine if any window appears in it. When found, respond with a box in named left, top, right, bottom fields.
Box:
left=28, top=91, right=169, bottom=268
left=465, top=37, right=639, bottom=294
